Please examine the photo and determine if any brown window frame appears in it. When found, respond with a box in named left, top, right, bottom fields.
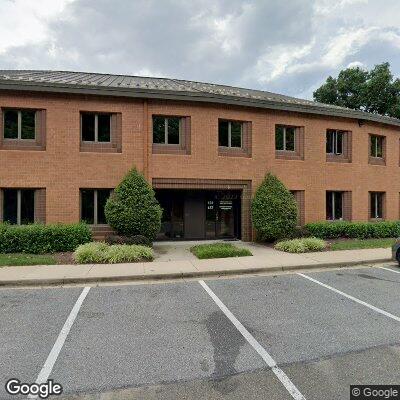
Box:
left=80, top=111, right=122, bottom=153
left=369, top=134, right=386, bottom=165
left=326, top=129, right=352, bottom=163
left=290, top=190, right=305, bottom=225
left=369, top=191, right=385, bottom=220
left=275, top=125, right=304, bottom=160
left=80, top=188, right=113, bottom=225
left=0, top=188, right=46, bottom=224
left=326, top=191, right=352, bottom=221
left=152, top=115, right=191, bottom=155
left=218, top=119, right=252, bottom=158
left=0, top=108, right=46, bottom=151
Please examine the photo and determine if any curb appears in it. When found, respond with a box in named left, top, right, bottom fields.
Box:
left=0, top=257, right=394, bottom=288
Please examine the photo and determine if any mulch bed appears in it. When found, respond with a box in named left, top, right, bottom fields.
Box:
left=53, top=252, right=75, bottom=264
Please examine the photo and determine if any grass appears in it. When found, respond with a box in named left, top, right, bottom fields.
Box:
left=190, top=242, right=252, bottom=259
left=0, top=253, right=57, bottom=267
left=330, top=238, right=396, bottom=251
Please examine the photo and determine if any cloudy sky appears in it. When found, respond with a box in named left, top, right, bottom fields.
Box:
left=1, top=0, right=400, bottom=99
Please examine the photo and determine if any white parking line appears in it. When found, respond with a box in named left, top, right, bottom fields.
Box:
left=199, top=280, right=306, bottom=400
left=28, top=287, right=90, bottom=399
left=379, top=266, right=400, bottom=274
left=298, top=273, right=400, bottom=323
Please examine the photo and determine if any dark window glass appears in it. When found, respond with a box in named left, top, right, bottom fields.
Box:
left=167, top=117, right=180, bottom=144
left=82, top=114, right=95, bottom=141
left=20, top=190, right=34, bottom=224
left=4, top=110, right=18, bottom=139
left=218, top=120, right=229, bottom=147
left=326, top=191, right=343, bottom=220
left=336, top=131, right=343, bottom=154
left=3, top=189, right=18, bottom=224
left=153, top=116, right=165, bottom=144
left=275, top=126, right=284, bottom=150
left=326, top=130, right=334, bottom=154
left=334, top=192, right=343, bottom=220
left=98, top=114, right=111, bottom=142
left=231, top=122, right=242, bottom=147
left=21, top=111, right=36, bottom=139
left=81, top=190, right=94, bottom=224
left=370, top=192, right=383, bottom=219
left=97, top=190, right=111, bottom=224
left=285, top=127, right=295, bottom=151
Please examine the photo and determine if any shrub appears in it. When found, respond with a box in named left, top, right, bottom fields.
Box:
left=251, top=173, right=298, bottom=241
left=275, top=237, right=326, bottom=253
left=190, top=242, right=252, bottom=259
left=305, top=221, right=400, bottom=239
left=104, top=168, right=162, bottom=240
left=74, top=242, right=154, bottom=264
left=105, top=234, right=152, bottom=247
left=0, top=223, right=92, bottom=254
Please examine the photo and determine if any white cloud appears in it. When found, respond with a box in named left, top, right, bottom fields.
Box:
left=0, top=0, right=400, bottom=99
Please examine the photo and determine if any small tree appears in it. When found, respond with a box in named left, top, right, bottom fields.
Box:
left=251, top=173, right=298, bottom=241
left=105, top=168, right=162, bottom=240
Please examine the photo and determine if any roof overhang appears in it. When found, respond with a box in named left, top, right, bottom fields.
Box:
left=1, top=79, right=400, bottom=128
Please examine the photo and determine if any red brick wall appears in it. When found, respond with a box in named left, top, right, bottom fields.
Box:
left=1, top=90, right=400, bottom=233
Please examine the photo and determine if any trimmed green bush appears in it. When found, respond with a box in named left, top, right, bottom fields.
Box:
left=251, top=173, right=298, bottom=241
left=0, top=223, right=92, bottom=254
left=74, top=242, right=154, bottom=264
left=190, top=242, right=252, bottom=259
left=305, top=221, right=400, bottom=239
left=275, top=237, right=327, bottom=253
left=105, top=168, right=162, bottom=240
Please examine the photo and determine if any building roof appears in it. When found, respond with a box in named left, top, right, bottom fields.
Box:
left=1, top=69, right=400, bottom=128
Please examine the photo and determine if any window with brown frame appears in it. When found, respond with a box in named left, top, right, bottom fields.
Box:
left=218, top=119, right=252, bottom=157
left=369, top=134, right=386, bottom=165
left=326, top=191, right=352, bottom=221
left=0, top=188, right=46, bottom=224
left=152, top=115, right=191, bottom=154
left=369, top=192, right=385, bottom=220
left=0, top=108, right=46, bottom=150
left=326, top=129, right=351, bottom=163
left=80, top=189, right=113, bottom=225
left=275, top=125, right=304, bottom=160
left=80, top=112, right=122, bottom=153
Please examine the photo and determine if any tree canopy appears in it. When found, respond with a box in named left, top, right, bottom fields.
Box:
left=313, top=62, right=400, bottom=119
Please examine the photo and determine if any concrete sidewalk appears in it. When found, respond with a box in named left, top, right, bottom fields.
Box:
left=0, top=246, right=394, bottom=287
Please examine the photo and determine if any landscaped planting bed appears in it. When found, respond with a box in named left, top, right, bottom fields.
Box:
left=190, top=242, right=252, bottom=259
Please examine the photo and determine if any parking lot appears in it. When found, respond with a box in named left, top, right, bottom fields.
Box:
left=1, top=264, right=400, bottom=400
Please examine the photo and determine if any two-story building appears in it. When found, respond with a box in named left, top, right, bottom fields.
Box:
left=1, top=70, right=399, bottom=241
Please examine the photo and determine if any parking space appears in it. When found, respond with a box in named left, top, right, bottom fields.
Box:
left=0, top=288, right=83, bottom=400
left=1, top=265, right=400, bottom=399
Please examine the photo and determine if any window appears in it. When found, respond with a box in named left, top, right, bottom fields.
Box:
left=326, top=191, right=343, bottom=220
left=3, top=189, right=35, bottom=224
left=81, top=113, right=111, bottom=142
left=326, top=130, right=344, bottom=155
left=276, top=126, right=295, bottom=151
left=370, top=192, right=384, bottom=219
left=81, top=189, right=112, bottom=224
left=3, top=109, right=36, bottom=140
left=153, top=116, right=181, bottom=145
left=370, top=135, right=384, bottom=158
left=218, top=120, right=242, bottom=148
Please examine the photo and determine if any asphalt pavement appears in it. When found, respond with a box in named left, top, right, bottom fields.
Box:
left=1, top=264, right=400, bottom=400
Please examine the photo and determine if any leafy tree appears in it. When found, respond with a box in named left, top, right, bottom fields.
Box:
left=105, top=168, right=162, bottom=240
left=313, top=62, right=400, bottom=118
left=251, top=173, right=298, bottom=241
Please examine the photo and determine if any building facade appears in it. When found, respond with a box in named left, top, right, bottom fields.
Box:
left=1, top=70, right=400, bottom=241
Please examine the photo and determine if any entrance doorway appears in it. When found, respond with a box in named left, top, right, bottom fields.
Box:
left=155, top=189, right=241, bottom=240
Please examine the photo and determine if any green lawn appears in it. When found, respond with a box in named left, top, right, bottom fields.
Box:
left=330, top=238, right=396, bottom=251
left=0, top=253, right=57, bottom=267
left=190, top=242, right=252, bottom=259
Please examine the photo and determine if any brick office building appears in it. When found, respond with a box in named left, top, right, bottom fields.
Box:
left=0, top=70, right=399, bottom=241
